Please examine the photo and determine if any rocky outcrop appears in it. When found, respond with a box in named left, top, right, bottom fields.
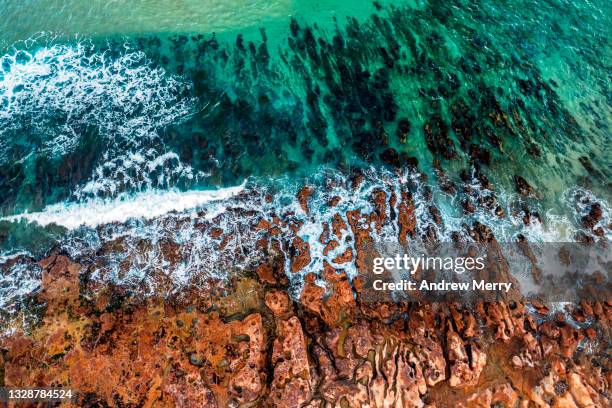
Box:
left=1, top=182, right=610, bottom=407
left=3, top=252, right=609, bottom=407
left=270, top=316, right=315, bottom=407
left=297, top=186, right=314, bottom=215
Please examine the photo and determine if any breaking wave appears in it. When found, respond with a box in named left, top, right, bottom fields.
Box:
left=0, top=166, right=609, bottom=313
left=3, top=182, right=247, bottom=229
left=0, top=39, right=206, bottom=209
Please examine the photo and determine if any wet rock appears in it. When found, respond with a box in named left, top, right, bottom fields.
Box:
left=332, top=247, right=353, bottom=264
left=428, top=205, right=442, bottom=225
left=290, top=236, right=311, bottom=273
left=323, top=239, right=339, bottom=256
left=462, top=199, right=476, bottom=214
left=331, top=213, right=348, bottom=239
left=371, top=188, right=388, bottom=231
left=579, top=156, right=603, bottom=178
left=396, top=118, right=411, bottom=143
left=380, top=147, right=402, bottom=167
left=346, top=209, right=375, bottom=273
left=521, top=205, right=542, bottom=225
left=2, top=180, right=611, bottom=407
left=297, top=186, right=314, bottom=215
left=327, top=195, right=341, bottom=207
left=514, top=175, right=535, bottom=197
left=575, top=231, right=595, bottom=244
left=581, top=203, right=602, bottom=230
left=434, top=162, right=456, bottom=194
left=398, top=190, right=417, bottom=244
left=424, top=115, right=456, bottom=160
left=469, top=144, right=491, bottom=166
left=350, top=169, right=365, bottom=190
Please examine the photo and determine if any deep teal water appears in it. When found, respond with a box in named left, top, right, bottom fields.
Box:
left=0, top=0, right=610, bottom=258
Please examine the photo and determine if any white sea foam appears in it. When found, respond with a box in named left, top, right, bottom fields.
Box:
left=1, top=167, right=609, bottom=306
left=0, top=257, right=42, bottom=314
left=3, top=183, right=246, bottom=229
left=73, top=149, right=209, bottom=200
left=0, top=41, right=194, bottom=154
left=0, top=40, right=202, bottom=197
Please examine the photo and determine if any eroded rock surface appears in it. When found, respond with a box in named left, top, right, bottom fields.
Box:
left=4, top=255, right=609, bottom=407
left=1, top=182, right=610, bottom=407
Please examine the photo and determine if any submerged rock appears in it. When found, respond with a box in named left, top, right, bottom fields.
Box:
left=514, top=175, right=536, bottom=197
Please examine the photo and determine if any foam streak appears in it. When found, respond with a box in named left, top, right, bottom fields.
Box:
left=2, top=183, right=246, bottom=229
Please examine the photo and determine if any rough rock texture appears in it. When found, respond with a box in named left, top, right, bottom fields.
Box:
left=5, top=256, right=609, bottom=407
left=1, top=183, right=610, bottom=407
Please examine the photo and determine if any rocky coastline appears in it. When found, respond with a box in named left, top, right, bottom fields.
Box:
left=1, top=180, right=609, bottom=408
left=0, top=0, right=610, bottom=406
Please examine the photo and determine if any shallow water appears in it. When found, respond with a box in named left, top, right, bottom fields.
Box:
left=0, top=0, right=392, bottom=49
left=0, top=0, right=610, bottom=310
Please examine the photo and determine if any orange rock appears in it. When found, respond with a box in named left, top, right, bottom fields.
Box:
left=227, top=314, right=266, bottom=403
left=331, top=213, right=347, bottom=239
left=209, top=227, right=224, bottom=238
left=3, top=181, right=612, bottom=408
left=300, top=273, right=326, bottom=315
left=297, top=186, right=314, bottom=214
left=39, top=254, right=81, bottom=308
left=265, top=290, right=291, bottom=316
left=447, top=327, right=487, bottom=388
left=332, top=247, right=353, bottom=264
left=256, top=262, right=276, bottom=284
left=346, top=209, right=374, bottom=273
left=290, top=236, right=311, bottom=273
left=271, top=316, right=315, bottom=407
left=255, top=218, right=271, bottom=230
left=323, top=239, right=339, bottom=256
left=398, top=190, right=416, bottom=244
left=319, top=222, right=330, bottom=244
left=371, top=188, right=387, bottom=232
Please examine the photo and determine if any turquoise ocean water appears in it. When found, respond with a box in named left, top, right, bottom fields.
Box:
left=0, top=0, right=610, bottom=310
